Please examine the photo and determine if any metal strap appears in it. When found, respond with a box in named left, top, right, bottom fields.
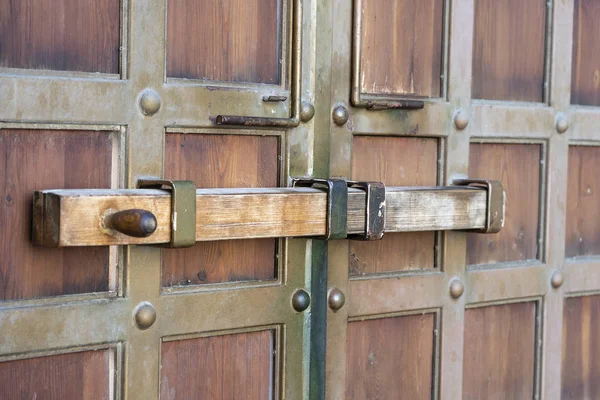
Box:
left=347, top=181, right=386, bottom=240
left=292, top=178, right=348, bottom=240
left=137, top=179, right=197, bottom=248
left=453, top=179, right=505, bottom=233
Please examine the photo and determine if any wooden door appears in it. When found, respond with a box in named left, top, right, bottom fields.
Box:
left=0, top=0, right=309, bottom=398
left=2, top=0, right=600, bottom=399
left=322, top=0, right=600, bottom=399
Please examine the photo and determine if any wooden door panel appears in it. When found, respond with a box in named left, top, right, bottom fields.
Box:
left=350, top=136, right=438, bottom=274
left=563, top=295, right=600, bottom=399
left=0, top=349, right=114, bottom=400
left=571, top=0, right=600, bottom=106
left=472, top=0, right=546, bottom=102
left=0, top=0, right=120, bottom=74
left=160, top=330, right=275, bottom=400
left=566, top=146, right=600, bottom=257
left=463, top=302, right=536, bottom=399
left=166, top=0, right=280, bottom=84
left=359, top=0, right=444, bottom=98
left=467, top=143, right=541, bottom=265
left=345, top=314, right=435, bottom=400
left=163, top=134, right=279, bottom=286
left=0, top=129, right=112, bottom=300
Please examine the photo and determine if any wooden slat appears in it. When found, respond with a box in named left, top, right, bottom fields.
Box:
left=32, top=186, right=488, bottom=247
left=571, top=0, right=600, bottom=106
left=472, top=0, right=546, bottom=102
left=0, top=0, right=120, bottom=73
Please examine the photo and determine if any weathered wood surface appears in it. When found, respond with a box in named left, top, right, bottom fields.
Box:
left=32, top=186, right=488, bottom=247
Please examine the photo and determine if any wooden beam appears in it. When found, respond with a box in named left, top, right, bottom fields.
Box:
left=32, top=186, right=488, bottom=247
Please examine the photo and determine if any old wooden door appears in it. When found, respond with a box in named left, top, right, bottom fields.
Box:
left=1, top=0, right=599, bottom=399
left=322, top=0, right=600, bottom=399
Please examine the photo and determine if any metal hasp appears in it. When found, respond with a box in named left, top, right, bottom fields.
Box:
left=292, top=178, right=348, bottom=240
left=347, top=181, right=386, bottom=240
left=453, top=179, right=505, bottom=233
left=137, top=179, right=197, bottom=248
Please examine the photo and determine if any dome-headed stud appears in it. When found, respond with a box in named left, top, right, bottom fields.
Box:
left=134, top=302, right=157, bottom=330
left=551, top=271, right=564, bottom=289
left=300, top=102, right=316, bottom=123
left=449, top=279, right=465, bottom=299
left=328, top=288, right=346, bottom=311
left=139, top=89, right=161, bottom=117
left=292, top=289, right=311, bottom=312
left=454, top=109, right=469, bottom=130
left=332, top=105, right=349, bottom=126
left=555, top=113, right=568, bottom=134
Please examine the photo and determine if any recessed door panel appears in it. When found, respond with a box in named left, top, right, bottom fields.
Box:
left=571, top=0, right=600, bottom=106
left=0, top=129, right=113, bottom=300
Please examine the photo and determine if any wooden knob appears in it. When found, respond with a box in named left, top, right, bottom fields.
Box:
left=106, top=209, right=157, bottom=238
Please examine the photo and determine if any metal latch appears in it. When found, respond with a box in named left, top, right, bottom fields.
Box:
left=347, top=181, right=386, bottom=240
left=292, top=178, right=348, bottom=240
left=453, top=179, right=505, bottom=233
left=137, top=179, right=196, bottom=248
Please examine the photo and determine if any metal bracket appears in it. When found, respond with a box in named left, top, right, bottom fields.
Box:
left=453, top=179, right=505, bottom=233
left=137, top=179, right=197, bottom=248
left=347, top=181, right=386, bottom=240
left=292, top=178, right=348, bottom=240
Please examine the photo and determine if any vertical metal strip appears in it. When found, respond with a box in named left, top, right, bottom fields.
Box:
left=309, top=240, right=328, bottom=400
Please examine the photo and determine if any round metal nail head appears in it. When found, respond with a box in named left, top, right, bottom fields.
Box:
left=454, top=110, right=469, bottom=130
left=449, top=279, right=465, bottom=299
left=139, top=89, right=161, bottom=116
left=332, top=105, right=349, bottom=126
left=134, top=302, right=156, bottom=330
left=300, top=102, right=316, bottom=123
left=551, top=271, right=564, bottom=289
left=292, top=289, right=311, bottom=312
left=555, top=113, right=568, bottom=134
left=328, top=288, right=346, bottom=311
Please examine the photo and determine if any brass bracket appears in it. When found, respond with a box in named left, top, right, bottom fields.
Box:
left=347, top=181, right=386, bottom=240
left=292, top=178, right=348, bottom=240
left=137, top=179, right=197, bottom=248
left=454, top=179, right=505, bottom=233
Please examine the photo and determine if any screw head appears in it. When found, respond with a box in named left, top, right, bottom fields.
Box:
left=555, top=113, right=569, bottom=134
left=332, top=105, right=349, bottom=126
left=292, top=289, right=311, bottom=312
left=551, top=271, right=564, bottom=289
left=328, top=288, right=346, bottom=311
left=134, top=302, right=156, bottom=330
left=454, top=109, right=469, bottom=130
left=449, top=279, right=465, bottom=299
left=300, top=102, right=315, bottom=123
left=139, top=89, right=161, bottom=116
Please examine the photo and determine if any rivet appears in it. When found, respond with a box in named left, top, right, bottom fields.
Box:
left=551, top=271, right=564, bottom=289
left=328, top=288, right=346, bottom=311
left=555, top=112, right=568, bottom=134
left=139, top=89, right=161, bottom=116
left=134, top=302, right=156, bottom=330
left=449, top=279, right=465, bottom=299
left=454, top=109, right=469, bottom=130
left=332, top=105, right=349, bottom=126
left=292, top=289, right=311, bottom=312
left=300, top=102, right=316, bottom=123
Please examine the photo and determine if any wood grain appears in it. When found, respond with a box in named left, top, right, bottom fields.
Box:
left=571, top=0, right=600, bottom=106
left=161, top=330, right=274, bottom=400
left=350, top=136, right=438, bottom=274
left=0, top=0, right=120, bottom=73
left=360, top=0, right=444, bottom=98
left=0, top=129, right=111, bottom=300
left=33, top=186, right=488, bottom=247
left=163, top=134, right=278, bottom=286
left=463, top=302, right=536, bottom=400
left=346, top=314, right=435, bottom=399
left=167, top=0, right=280, bottom=84
left=563, top=295, right=600, bottom=399
left=467, top=143, right=541, bottom=265
left=0, top=349, right=112, bottom=399
left=566, top=146, right=600, bottom=257
left=472, top=0, right=546, bottom=102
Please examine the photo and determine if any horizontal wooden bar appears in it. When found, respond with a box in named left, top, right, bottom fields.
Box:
left=32, top=186, right=488, bottom=247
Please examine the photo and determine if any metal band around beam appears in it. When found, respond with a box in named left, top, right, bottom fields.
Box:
left=32, top=186, right=491, bottom=247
